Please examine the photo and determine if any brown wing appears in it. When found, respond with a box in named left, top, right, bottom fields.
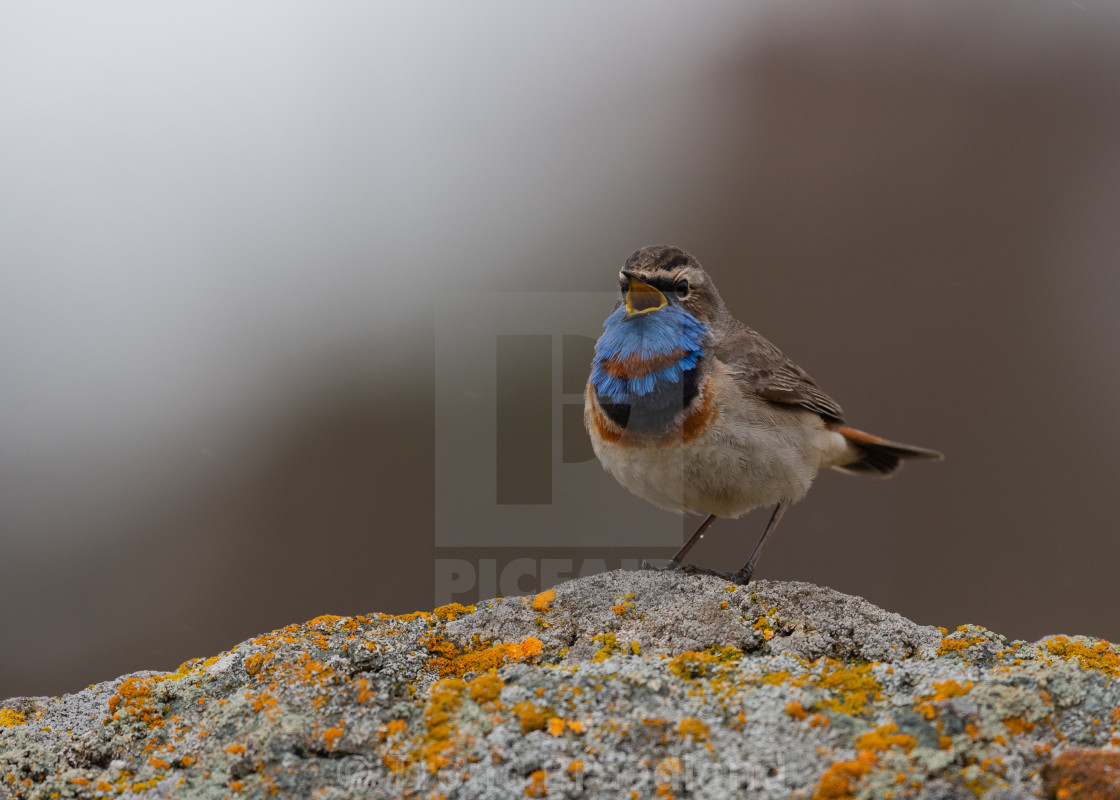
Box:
left=713, top=323, right=846, bottom=423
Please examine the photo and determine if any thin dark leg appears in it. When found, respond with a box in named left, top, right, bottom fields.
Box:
left=662, top=501, right=788, bottom=585
left=732, top=501, right=788, bottom=584
left=641, top=513, right=718, bottom=573
left=671, top=513, right=718, bottom=565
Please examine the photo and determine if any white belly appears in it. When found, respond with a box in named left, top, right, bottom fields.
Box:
left=586, top=370, right=849, bottom=518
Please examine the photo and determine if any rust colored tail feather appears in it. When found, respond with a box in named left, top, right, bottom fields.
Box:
left=832, top=425, right=943, bottom=477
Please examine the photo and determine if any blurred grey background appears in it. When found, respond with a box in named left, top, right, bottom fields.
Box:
left=3, top=0, right=1120, bottom=699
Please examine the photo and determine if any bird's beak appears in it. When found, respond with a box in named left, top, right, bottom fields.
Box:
left=623, top=272, right=668, bottom=318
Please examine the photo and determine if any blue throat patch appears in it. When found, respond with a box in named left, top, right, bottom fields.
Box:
left=591, top=303, right=708, bottom=406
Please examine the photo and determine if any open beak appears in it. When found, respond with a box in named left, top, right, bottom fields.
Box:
left=623, top=272, right=668, bottom=318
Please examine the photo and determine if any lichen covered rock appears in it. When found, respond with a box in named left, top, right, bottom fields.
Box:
left=2, top=570, right=1119, bottom=799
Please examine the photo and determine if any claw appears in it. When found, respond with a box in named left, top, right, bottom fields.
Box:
left=677, top=563, right=755, bottom=585
left=641, top=559, right=682, bottom=573
left=679, top=564, right=736, bottom=581
left=642, top=559, right=755, bottom=585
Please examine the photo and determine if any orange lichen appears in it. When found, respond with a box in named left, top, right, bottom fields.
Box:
left=786, top=702, right=809, bottom=721
left=525, top=769, right=547, bottom=797
left=432, top=602, right=476, bottom=621
left=531, top=590, right=556, bottom=613
left=422, top=679, right=467, bottom=773
left=931, top=680, right=972, bottom=700
left=937, top=639, right=971, bottom=655
left=612, top=593, right=637, bottom=616
left=678, top=718, right=709, bottom=742
left=915, top=702, right=937, bottom=720
left=855, top=723, right=916, bottom=753
left=655, top=757, right=683, bottom=799
left=468, top=673, right=504, bottom=705
left=548, top=717, right=566, bottom=736
left=108, top=676, right=167, bottom=728
left=0, top=710, right=25, bottom=727
left=513, top=701, right=554, bottom=734
left=1003, top=717, right=1036, bottom=735
left=1043, top=637, right=1120, bottom=678
left=323, top=725, right=344, bottom=749
left=813, top=752, right=877, bottom=800
left=812, top=723, right=915, bottom=799
left=225, top=744, right=246, bottom=755
left=424, top=634, right=544, bottom=677
left=243, top=652, right=274, bottom=676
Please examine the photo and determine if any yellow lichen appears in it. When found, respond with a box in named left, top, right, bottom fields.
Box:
left=612, top=592, right=637, bottom=616
left=422, top=679, right=467, bottom=772
left=0, top=710, right=25, bottom=728
left=817, top=662, right=881, bottom=716
left=667, top=646, right=743, bottom=681
left=591, top=633, right=620, bottom=662
left=468, top=673, right=504, bottom=705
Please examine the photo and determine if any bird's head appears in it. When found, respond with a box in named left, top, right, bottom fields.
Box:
left=617, top=245, right=725, bottom=327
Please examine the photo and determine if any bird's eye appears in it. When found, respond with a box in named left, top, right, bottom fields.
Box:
left=675, top=280, right=690, bottom=298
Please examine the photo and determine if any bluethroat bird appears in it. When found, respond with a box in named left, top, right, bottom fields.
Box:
left=585, top=245, right=942, bottom=584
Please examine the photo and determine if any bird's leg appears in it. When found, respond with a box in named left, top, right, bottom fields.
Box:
left=729, top=501, right=788, bottom=585
left=641, top=513, right=718, bottom=573
left=668, top=502, right=788, bottom=584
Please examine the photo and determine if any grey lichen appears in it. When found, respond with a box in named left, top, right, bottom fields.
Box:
left=2, top=570, right=1118, bottom=799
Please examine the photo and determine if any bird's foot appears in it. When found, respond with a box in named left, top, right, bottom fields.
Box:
left=641, top=559, right=683, bottom=573
left=678, top=563, right=755, bottom=585
left=731, top=564, right=755, bottom=585
left=641, top=560, right=755, bottom=585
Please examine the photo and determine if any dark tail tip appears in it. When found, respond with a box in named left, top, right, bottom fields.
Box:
left=833, top=425, right=943, bottom=478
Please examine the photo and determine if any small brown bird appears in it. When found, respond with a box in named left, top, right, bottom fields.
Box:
left=585, top=245, right=942, bottom=584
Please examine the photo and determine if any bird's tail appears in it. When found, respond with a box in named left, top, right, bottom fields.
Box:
left=830, top=425, right=943, bottom=477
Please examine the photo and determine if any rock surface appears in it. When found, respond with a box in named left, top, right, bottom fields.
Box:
left=3, top=570, right=1120, bottom=799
